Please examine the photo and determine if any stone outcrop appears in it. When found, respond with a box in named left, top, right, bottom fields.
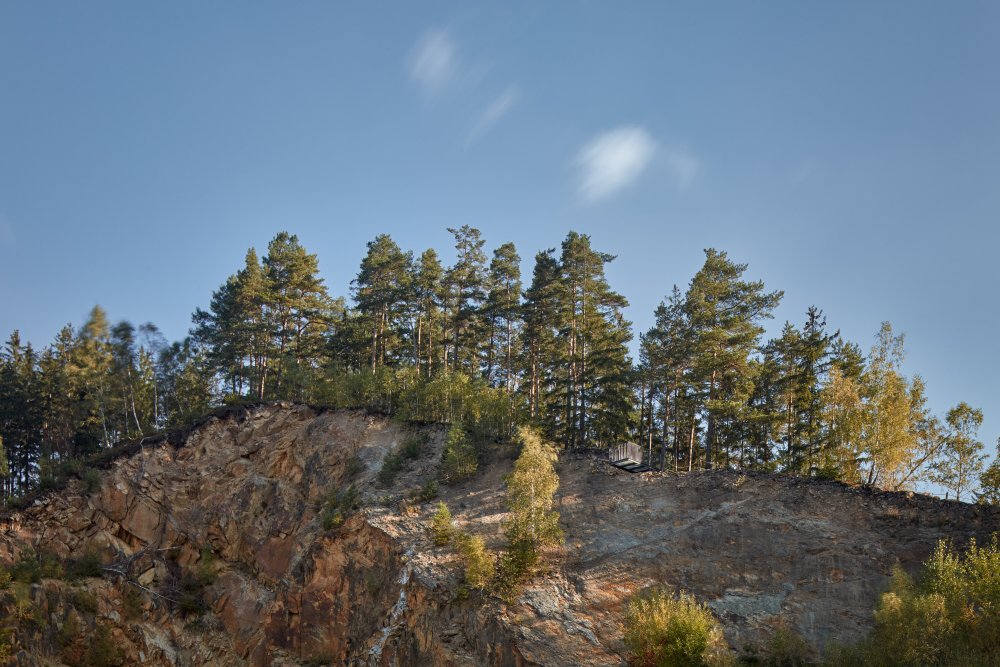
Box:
left=1, top=403, right=997, bottom=665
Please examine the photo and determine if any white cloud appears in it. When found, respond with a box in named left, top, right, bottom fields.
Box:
left=664, top=149, right=700, bottom=191
left=576, top=126, right=657, bottom=203
left=408, top=29, right=457, bottom=95
left=467, top=86, right=521, bottom=144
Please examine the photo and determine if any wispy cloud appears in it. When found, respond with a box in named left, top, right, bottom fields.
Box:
left=408, top=29, right=457, bottom=96
left=664, top=148, right=700, bottom=191
left=576, top=126, right=657, bottom=203
left=467, top=86, right=521, bottom=144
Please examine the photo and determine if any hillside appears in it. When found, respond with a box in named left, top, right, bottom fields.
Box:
left=1, top=404, right=997, bottom=666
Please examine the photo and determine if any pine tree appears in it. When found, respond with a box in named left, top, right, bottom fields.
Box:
left=483, top=242, right=522, bottom=391
left=520, top=249, right=560, bottom=427
left=263, top=232, right=338, bottom=399
left=684, top=249, right=782, bottom=469
left=413, top=249, right=445, bottom=377
left=443, top=226, right=488, bottom=375
left=552, top=232, right=632, bottom=450
left=352, top=234, right=414, bottom=370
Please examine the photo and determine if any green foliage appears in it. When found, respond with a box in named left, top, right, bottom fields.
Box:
left=378, top=451, right=406, bottom=487
left=503, top=427, right=563, bottom=555
left=70, top=588, right=99, bottom=614
left=84, top=623, right=125, bottom=667
left=10, top=548, right=64, bottom=583
left=430, top=502, right=453, bottom=546
left=321, top=484, right=361, bottom=530
left=81, top=467, right=103, bottom=493
left=175, top=548, right=217, bottom=617
left=623, top=588, right=731, bottom=667
left=344, top=453, right=365, bottom=479
left=834, top=534, right=1000, bottom=666
left=66, top=550, right=103, bottom=580
left=122, top=586, right=143, bottom=620
left=456, top=532, right=495, bottom=592
left=416, top=478, right=439, bottom=502
left=758, top=626, right=812, bottom=666
left=441, top=422, right=477, bottom=483
left=979, top=446, right=1000, bottom=505
left=490, top=540, right=537, bottom=603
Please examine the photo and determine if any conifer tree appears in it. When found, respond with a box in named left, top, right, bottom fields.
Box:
left=352, top=234, right=413, bottom=370
left=684, top=249, right=782, bottom=468
left=443, top=226, right=488, bottom=375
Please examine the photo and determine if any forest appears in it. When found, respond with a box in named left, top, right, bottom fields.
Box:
left=1, top=228, right=997, bottom=505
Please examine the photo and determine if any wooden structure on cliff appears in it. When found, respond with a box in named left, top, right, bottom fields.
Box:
left=608, top=442, right=652, bottom=473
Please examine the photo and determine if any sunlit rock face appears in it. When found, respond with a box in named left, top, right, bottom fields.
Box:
left=2, top=404, right=997, bottom=666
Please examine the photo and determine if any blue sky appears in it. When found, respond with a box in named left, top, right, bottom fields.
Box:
left=1, top=2, right=998, bottom=464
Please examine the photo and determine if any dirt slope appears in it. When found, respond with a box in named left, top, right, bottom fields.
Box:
left=1, top=404, right=997, bottom=665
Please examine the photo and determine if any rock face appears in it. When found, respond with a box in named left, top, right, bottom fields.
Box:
left=1, top=404, right=997, bottom=666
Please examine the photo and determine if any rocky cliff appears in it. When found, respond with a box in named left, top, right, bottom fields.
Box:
left=1, top=404, right=997, bottom=666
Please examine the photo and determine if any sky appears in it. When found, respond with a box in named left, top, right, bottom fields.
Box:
left=1, top=2, right=998, bottom=471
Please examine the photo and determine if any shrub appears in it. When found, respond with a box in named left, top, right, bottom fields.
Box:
left=70, top=589, right=99, bottom=614
left=440, top=423, right=477, bottom=483
left=430, top=502, right=453, bottom=546
left=344, top=453, right=365, bottom=479
left=10, top=548, right=64, bottom=583
left=417, top=479, right=439, bottom=503
left=623, top=588, right=730, bottom=667
left=378, top=451, right=406, bottom=487
left=760, top=625, right=812, bottom=666
left=456, top=532, right=495, bottom=592
left=122, top=587, right=143, bottom=620
left=67, top=550, right=103, bottom=580
left=84, top=623, right=124, bottom=667
left=321, top=484, right=361, bottom=530
left=400, top=433, right=424, bottom=460
left=490, top=541, right=537, bottom=603
left=81, top=468, right=103, bottom=493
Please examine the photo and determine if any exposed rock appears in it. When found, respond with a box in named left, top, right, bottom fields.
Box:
left=0, top=403, right=997, bottom=666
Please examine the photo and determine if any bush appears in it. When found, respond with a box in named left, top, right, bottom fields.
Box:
left=321, top=484, right=361, bottom=529
left=122, top=587, right=143, bottom=620
left=853, top=534, right=1000, bottom=666
left=456, top=532, right=495, bottom=592
left=441, top=423, right=477, bottom=483
left=67, top=550, right=103, bottom=580
left=490, top=541, right=537, bottom=603
left=70, top=589, right=99, bottom=614
left=10, top=548, right=64, bottom=583
left=416, top=479, right=439, bottom=503
left=84, top=623, right=124, bottom=667
left=430, top=502, right=453, bottom=546
left=623, top=588, right=731, bottom=667
left=378, top=451, right=406, bottom=487
left=81, top=468, right=103, bottom=493
left=760, top=626, right=812, bottom=666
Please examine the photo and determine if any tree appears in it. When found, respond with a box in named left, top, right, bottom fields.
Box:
left=552, top=232, right=633, bottom=450
left=684, top=249, right=782, bottom=469
left=520, top=249, right=560, bottom=426
left=932, top=403, right=986, bottom=502
left=483, top=242, right=522, bottom=392
left=263, top=232, right=338, bottom=399
left=413, top=248, right=445, bottom=377
left=503, top=426, right=563, bottom=555
left=352, top=234, right=414, bottom=371
left=443, top=226, right=488, bottom=375
left=977, top=440, right=1000, bottom=505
